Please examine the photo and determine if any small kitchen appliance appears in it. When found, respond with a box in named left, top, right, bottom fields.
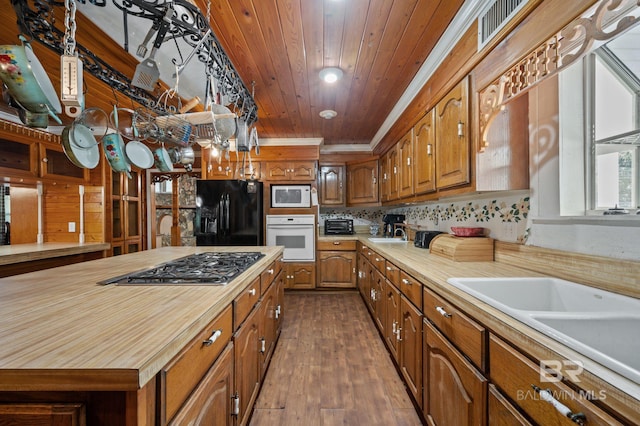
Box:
left=270, top=184, right=311, bottom=208
left=324, top=218, right=354, bottom=235
left=414, top=230, right=444, bottom=249
left=382, top=214, right=406, bottom=237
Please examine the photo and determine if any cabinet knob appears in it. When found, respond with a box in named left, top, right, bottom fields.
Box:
left=333, top=241, right=340, bottom=245
left=249, top=288, right=256, bottom=296
left=202, top=329, right=223, bottom=346
left=268, top=268, right=274, bottom=274
left=402, top=278, right=411, bottom=285
left=260, top=337, right=266, bottom=353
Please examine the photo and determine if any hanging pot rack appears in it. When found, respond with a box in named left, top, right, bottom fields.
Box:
left=10, top=0, right=258, bottom=126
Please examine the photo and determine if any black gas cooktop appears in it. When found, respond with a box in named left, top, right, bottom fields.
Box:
left=100, top=252, right=265, bottom=285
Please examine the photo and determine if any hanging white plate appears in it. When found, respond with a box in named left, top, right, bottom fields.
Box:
left=125, top=140, right=154, bottom=169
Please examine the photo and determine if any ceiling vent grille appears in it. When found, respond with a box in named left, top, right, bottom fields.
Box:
left=478, top=0, right=529, bottom=50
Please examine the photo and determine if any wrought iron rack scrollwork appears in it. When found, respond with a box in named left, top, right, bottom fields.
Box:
left=11, top=0, right=258, bottom=125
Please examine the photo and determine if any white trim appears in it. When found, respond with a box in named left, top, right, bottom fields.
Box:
left=258, top=137, right=323, bottom=146
left=320, top=144, right=373, bottom=154
left=369, top=0, right=486, bottom=151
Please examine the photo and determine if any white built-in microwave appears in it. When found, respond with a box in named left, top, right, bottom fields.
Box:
left=270, top=184, right=311, bottom=208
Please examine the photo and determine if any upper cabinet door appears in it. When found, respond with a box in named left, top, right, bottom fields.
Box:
left=318, top=164, right=345, bottom=206
left=435, top=77, right=470, bottom=189
left=388, top=146, right=399, bottom=201
left=347, top=159, right=379, bottom=205
left=398, top=129, right=414, bottom=199
left=413, top=110, right=437, bottom=195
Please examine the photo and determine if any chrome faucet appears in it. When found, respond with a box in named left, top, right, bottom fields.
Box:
left=394, top=227, right=407, bottom=241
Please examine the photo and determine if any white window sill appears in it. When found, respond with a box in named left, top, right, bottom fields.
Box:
left=532, top=215, right=640, bottom=227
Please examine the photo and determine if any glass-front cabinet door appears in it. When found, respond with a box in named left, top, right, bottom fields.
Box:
left=110, top=170, right=143, bottom=256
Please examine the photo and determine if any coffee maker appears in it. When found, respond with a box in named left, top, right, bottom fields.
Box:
left=382, top=214, right=406, bottom=237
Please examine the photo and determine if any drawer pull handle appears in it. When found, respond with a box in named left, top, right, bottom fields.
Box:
left=333, top=241, right=340, bottom=245
left=275, top=305, right=281, bottom=319
left=395, top=327, right=402, bottom=341
left=203, top=329, right=223, bottom=346
left=436, top=306, right=452, bottom=318
left=402, top=278, right=411, bottom=285
left=532, top=385, right=586, bottom=425
left=386, top=266, right=392, bottom=270
left=249, top=288, right=256, bottom=296
left=260, top=337, right=266, bottom=353
left=268, top=268, right=274, bottom=274
left=375, top=257, right=381, bottom=262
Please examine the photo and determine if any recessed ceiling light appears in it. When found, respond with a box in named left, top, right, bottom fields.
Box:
left=319, top=67, right=343, bottom=83
left=319, top=109, right=338, bottom=119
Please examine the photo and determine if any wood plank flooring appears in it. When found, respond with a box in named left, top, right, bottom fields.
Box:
left=250, top=291, right=423, bottom=426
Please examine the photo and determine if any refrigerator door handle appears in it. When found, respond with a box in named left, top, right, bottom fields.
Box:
left=224, top=193, right=230, bottom=231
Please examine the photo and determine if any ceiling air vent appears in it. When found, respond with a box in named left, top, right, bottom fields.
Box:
left=478, top=0, right=529, bottom=51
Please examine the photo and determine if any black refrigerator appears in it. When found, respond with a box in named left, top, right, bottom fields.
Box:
left=195, top=180, right=264, bottom=246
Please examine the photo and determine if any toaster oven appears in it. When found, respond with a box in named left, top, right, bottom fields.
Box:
left=324, top=219, right=354, bottom=235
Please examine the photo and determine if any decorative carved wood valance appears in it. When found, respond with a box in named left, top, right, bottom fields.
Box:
left=478, top=0, right=640, bottom=151
left=0, top=118, right=60, bottom=143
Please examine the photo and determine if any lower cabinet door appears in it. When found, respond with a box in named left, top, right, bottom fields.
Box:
left=400, top=295, right=423, bottom=408
left=234, top=306, right=261, bottom=426
left=169, top=342, right=234, bottom=426
left=423, top=319, right=487, bottom=425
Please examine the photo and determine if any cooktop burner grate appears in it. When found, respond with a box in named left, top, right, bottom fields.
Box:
left=100, top=252, right=265, bottom=285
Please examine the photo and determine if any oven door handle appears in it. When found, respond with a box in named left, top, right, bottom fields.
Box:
left=267, top=225, right=313, bottom=230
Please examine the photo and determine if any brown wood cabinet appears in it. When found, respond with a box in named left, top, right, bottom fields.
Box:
left=264, top=161, right=316, bottom=181
left=379, top=151, right=391, bottom=202
left=317, top=239, right=356, bottom=288
left=371, top=268, right=386, bottom=332
left=0, top=403, right=86, bottom=426
left=488, top=384, right=533, bottom=426
left=400, top=295, right=423, bottom=408
left=413, top=109, right=437, bottom=194
left=398, top=129, right=414, bottom=198
left=259, top=269, right=284, bottom=379
left=233, top=303, right=261, bottom=426
left=346, top=159, right=379, bottom=205
left=489, top=334, right=624, bottom=426
left=160, top=304, right=233, bottom=423
left=423, top=319, right=487, bottom=425
left=205, top=159, right=261, bottom=181
left=318, top=164, right=345, bottom=206
left=383, top=279, right=401, bottom=363
left=168, top=343, right=235, bottom=426
left=109, top=169, right=143, bottom=256
left=387, top=145, right=399, bottom=201
left=283, top=262, right=316, bottom=289
left=435, top=76, right=470, bottom=189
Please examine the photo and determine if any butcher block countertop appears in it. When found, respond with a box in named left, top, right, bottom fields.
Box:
left=0, top=246, right=282, bottom=391
left=319, top=234, right=640, bottom=420
left=0, top=242, right=111, bottom=266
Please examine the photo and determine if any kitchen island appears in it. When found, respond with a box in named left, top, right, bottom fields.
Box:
left=0, top=246, right=284, bottom=425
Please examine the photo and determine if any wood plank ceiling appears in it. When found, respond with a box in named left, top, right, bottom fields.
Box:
left=198, top=0, right=464, bottom=147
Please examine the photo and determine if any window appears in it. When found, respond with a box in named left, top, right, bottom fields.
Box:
left=589, top=29, right=640, bottom=211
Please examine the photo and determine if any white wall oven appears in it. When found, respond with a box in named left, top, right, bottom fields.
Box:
left=266, top=214, right=315, bottom=261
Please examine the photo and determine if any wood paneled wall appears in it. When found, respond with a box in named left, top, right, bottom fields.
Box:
left=42, top=183, right=104, bottom=243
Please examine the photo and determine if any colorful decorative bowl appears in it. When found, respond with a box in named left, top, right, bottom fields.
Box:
left=451, top=227, right=486, bottom=237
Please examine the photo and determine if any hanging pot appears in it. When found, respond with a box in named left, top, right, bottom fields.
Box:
left=0, top=37, right=62, bottom=125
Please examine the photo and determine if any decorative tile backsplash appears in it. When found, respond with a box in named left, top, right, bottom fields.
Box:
left=320, top=191, right=531, bottom=243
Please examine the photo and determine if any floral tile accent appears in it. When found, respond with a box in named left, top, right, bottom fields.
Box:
left=320, top=193, right=531, bottom=243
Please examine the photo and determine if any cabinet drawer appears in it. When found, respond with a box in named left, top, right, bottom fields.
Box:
left=260, top=261, right=281, bottom=295
left=359, top=243, right=372, bottom=261
left=399, top=270, right=421, bottom=309
left=161, top=304, right=233, bottom=423
left=317, top=239, right=357, bottom=251
left=385, top=261, right=400, bottom=287
left=370, top=251, right=386, bottom=273
left=488, top=384, right=532, bottom=425
left=234, top=277, right=261, bottom=330
left=489, top=334, right=624, bottom=426
left=423, top=287, right=485, bottom=371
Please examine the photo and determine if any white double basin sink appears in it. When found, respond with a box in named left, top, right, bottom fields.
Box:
left=446, top=277, right=640, bottom=384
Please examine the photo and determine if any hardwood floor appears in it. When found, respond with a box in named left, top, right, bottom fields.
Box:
left=250, top=291, right=423, bottom=426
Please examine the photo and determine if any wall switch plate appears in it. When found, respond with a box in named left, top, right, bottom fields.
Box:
left=68, top=222, right=76, bottom=232
left=504, top=222, right=517, bottom=241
